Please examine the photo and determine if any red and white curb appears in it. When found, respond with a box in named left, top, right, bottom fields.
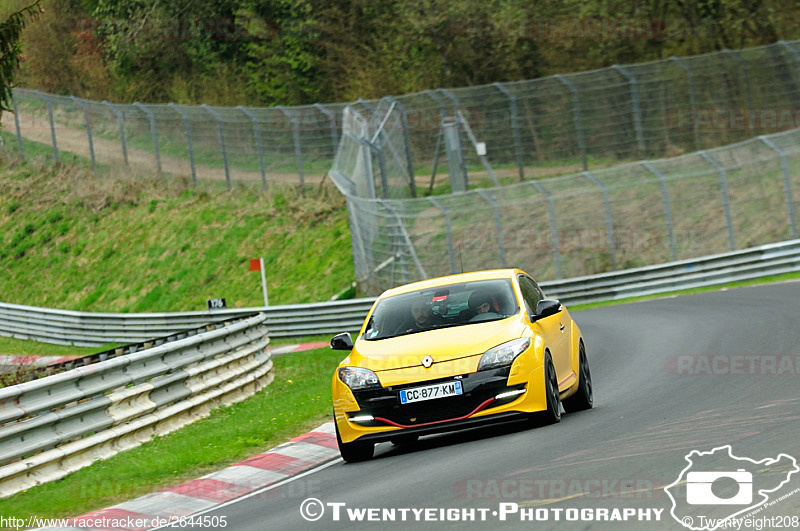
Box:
left=41, top=422, right=339, bottom=530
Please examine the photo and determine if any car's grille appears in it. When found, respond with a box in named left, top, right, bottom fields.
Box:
left=352, top=367, right=517, bottom=426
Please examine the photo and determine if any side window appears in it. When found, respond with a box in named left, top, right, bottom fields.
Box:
left=517, top=275, right=542, bottom=316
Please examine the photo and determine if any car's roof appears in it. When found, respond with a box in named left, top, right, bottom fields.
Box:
left=378, top=269, right=524, bottom=299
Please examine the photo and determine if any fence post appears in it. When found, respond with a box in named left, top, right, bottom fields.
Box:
left=384, top=96, right=417, bottom=197
left=237, top=106, right=267, bottom=191
left=476, top=190, right=507, bottom=268
left=70, top=96, right=96, bottom=172
left=611, top=65, right=645, bottom=155
left=582, top=171, right=618, bottom=271
left=133, top=102, right=161, bottom=175
left=492, top=82, right=525, bottom=181
left=641, top=161, right=678, bottom=261
left=11, top=90, right=23, bottom=158
left=202, top=104, right=231, bottom=190
left=425, top=90, right=448, bottom=193
left=169, top=103, right=197, bottom=187
left=278, top=106, right=305, bottom=187
left=722, top=48, right=754, bottom=111
left=554, top=75, right=587, bottom=170
left=34, top=90, right=58, bottom=163
left=530, top=182, right=563, bottom=279
left=102, top=101, right=128, bottom=167
left=438, top=88, right=468, bottom=185
left=313, top=103, right=339, bottom=156
left=699, top=151, right=736, bottom=251
left=427, top=198, right=457, bottom=274
left=668, top=56, right=700, bottom=150
left=758, top=135, right=798, bottom=239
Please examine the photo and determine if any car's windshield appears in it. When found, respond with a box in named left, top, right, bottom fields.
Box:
left=363, top=279, right=519, bottom=340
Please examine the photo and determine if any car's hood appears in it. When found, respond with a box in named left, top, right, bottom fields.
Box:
left=348, top=316, right=527, bottom=372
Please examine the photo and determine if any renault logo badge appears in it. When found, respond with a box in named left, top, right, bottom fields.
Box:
left=421, top=356, right=433, bottom=368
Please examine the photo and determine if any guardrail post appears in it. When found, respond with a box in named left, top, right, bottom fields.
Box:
left=554, top=75, right=587, bottom=170
left=384, top=96, right=417, bottom=197
left=34, top=90, right=58, bottom=163
left=102, top=101, right=128, bottom=167
left=378, top=200, right=427, bottom=280
left=70, top=96, right=96, bottom=172
left=237, top=106, right=267, bottom=191
left=699, top=151, right=736, bottom=251
left=530, top=182, right=563, bottom=279
left=169, top=103, right=197, bottom=187
left=133, top=102, right=161, bottom=175
left=202, top=104, right=231, bottom=190
left=758, top=136, right=798, bottom=239
left=582, top=171, right=618, bottom=271
left=611, top=65, right=645, bottom=155
left=476, top=190, right=508, bottom=268
left=313, top=103, right=339, bottom=156
left=641, top=161, right=678, bottom=261
left=11, top=90, right=23, bottom=158
left=722, top=48, right=754, bottom=111
left=427, top=198, right=457, bottom=273
left=278, top=106, right=305, bottom=187
left=493, top=82, right=525, bottom=182
left=668, top=56, right=700, bottom=150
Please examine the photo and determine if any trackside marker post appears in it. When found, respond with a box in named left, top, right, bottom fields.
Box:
left=250, top=257, right=269, bottom=307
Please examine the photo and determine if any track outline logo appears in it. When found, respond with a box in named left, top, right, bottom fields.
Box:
left=665, top=445, right=798, bottom=530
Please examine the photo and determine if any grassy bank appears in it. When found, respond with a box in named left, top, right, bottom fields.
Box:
left=0, top=158, right=354, bottom=312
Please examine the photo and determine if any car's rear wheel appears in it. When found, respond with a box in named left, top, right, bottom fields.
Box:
left=531, top=353, right=561, bottom=426
left=563, top=341, right=593, bottom=413
left=335, top=418, right=374, bottom=463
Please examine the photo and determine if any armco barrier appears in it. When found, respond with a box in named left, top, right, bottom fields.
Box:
left=0, top=240, right=799, bottom=348
left=0, top=313, right=272, bottom=498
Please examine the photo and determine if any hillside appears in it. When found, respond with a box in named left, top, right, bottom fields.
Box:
left=0, top=157, right=354, bottom=312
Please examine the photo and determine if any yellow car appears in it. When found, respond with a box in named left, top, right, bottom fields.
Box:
left=330, top=269, right=593, bottom=462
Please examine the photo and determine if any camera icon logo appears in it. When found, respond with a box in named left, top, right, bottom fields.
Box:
left=686, top=469, right=752, bottom=505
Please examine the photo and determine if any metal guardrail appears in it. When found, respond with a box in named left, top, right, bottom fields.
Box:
left=0, top=313, right=272, bottom=498
left=1, top=240, right=798, bottom=349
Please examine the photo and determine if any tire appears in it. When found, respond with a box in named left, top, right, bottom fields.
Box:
left=563, top=341, right=593, bottom=413
left=335, top=418, right=374, bottom=463
left=531, top=353, right=561, bottom=426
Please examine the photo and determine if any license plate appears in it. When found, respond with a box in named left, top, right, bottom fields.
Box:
left=399, top=380, right=463, bottom=404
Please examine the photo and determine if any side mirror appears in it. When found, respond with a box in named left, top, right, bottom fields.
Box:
left=532, top=299, right=562, bottom=321
left=330, top=332, right=354, bottom=351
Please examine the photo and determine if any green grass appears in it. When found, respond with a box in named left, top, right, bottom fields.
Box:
left=0, top=158, right=354, bottom=311
left=0, top=336, right=105, bottom=357
left=0, top=346, right=343, bottom=521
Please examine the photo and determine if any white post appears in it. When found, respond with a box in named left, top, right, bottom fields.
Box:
left=259, top=257, right=269, bottom=307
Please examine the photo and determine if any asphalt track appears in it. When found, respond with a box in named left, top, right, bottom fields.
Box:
left=200, top=281, right=800, bottom=530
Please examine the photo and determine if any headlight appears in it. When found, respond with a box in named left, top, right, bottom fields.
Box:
left=338, top=367, right=381, bottom=390
left=478, top=338, right=531, bottom=371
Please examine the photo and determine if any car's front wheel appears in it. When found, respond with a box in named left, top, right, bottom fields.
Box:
left=335, top=419, right=374, bottom=463
left=563, top=340, right=593, bottom=413
left=531, top=353, right=561, bottom=426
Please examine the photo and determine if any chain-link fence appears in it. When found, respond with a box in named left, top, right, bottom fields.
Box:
left=5, top=40, right=800, bottom=189
left=341, top=122, right=800, bottom=293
